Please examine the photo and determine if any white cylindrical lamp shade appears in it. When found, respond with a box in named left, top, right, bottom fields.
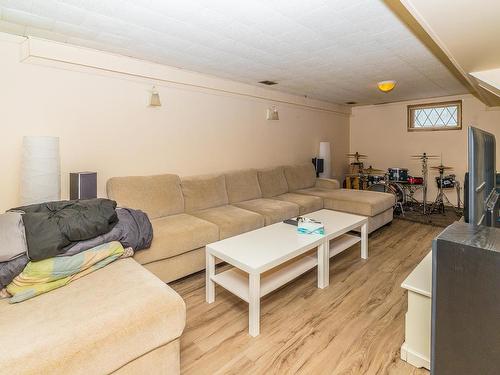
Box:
left=21, top=136, right=61, bottom=205
left=318, top=141, right=331, bottom=178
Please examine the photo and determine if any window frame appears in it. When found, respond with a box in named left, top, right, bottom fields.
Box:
left=407, top=100, right=462, bottom=132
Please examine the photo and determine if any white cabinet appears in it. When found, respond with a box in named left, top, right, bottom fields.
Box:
left=400, top=251, right=432, bottom=370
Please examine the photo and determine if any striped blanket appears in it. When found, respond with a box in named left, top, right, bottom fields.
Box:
left=6, top=241, right=129, bottom=303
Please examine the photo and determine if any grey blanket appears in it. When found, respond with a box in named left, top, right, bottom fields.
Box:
left=59, top=208, right=153, bottom=257
left=0, top=255, right=28, bottom=290
left=0, top=208, right=152, bottom=290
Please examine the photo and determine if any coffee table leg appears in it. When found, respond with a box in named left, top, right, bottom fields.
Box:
left=249, top=273, right=260, bottom=337
left=317, top=241, right=329, bottom=288
left=206, top=251, right=215, bottom=303
left=361, top=222, right=368, bottom=259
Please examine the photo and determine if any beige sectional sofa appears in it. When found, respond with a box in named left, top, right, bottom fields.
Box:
left=107, top=163, right=394, bottom=283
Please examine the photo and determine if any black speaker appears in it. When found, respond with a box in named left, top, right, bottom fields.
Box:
left=70, top=172, right=97, bottom=200
left=312, top=158, right=324, bottom=177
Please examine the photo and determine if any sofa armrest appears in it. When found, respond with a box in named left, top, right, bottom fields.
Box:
left=315, top=178, right=340, bottom=190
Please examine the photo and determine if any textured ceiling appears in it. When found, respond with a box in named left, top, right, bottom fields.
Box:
left=0, top=0, right=468, bottom=105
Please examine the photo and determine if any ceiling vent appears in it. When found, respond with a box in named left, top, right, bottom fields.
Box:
left=259, top=80, right=278, bottom=85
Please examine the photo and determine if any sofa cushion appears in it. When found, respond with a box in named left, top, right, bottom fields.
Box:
left=284, top=163, right=317, bottom=191
left=107, top=174, right=183, bottom=219
left=257, top=167, right=289, bottom=198
left=315, top=178, right=340, bottom=190
left=181, top=174, right=229, bottom=212
left=272, top=193, right=323, bottom=215
left=225, top=169, right=262, bottom=203
left=234, top=198, right=299, bottom=225
left=297, top=188, right=394, bottom=217
left=191, top=205, right=264, bottom=239
left=134, top=214, right=219, bottom=264
left=0, top=258, right=185, bottom=375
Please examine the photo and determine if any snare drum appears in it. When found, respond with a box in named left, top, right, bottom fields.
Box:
left=388, top=168, right=409, bottom=182
left=407, top=176, right=424, bottom=185
left=436, top=174, right=456, bottom=188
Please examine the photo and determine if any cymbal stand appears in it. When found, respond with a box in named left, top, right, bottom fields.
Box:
left=422, top=154, right=429, bottom=215
left=430, top=167, right=453, bottom=214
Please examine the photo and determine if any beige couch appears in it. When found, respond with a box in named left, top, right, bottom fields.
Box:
left=0, top=258, right=185, bottom=374
left=107, top=163, right=394, bottom=283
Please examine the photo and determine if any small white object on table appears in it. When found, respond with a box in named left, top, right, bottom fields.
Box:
left=400, top=251, right=432, bottom=370
left=205, top=209, right=368, bottom=336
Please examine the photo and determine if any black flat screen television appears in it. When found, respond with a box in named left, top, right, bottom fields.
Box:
left=465, top=126, right=498, bottom=226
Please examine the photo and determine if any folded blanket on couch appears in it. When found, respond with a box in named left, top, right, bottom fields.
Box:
left=6, top=241, right=130, bottom=303
left=10, top=198, right=118, bottom=261
left=59, top=208, right=153, bottom=257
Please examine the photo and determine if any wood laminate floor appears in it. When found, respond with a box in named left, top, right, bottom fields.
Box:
left=170, top=219, right=441, bottom=375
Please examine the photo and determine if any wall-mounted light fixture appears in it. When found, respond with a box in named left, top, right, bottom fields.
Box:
left=377, top=80, right=397, bottom=93
left=149, top=86, right=161, bottom=107
left=266, top=105, right=279, bottom=120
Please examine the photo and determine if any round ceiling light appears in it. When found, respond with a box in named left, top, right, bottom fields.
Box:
left=377, top=80, right=397, bottom=93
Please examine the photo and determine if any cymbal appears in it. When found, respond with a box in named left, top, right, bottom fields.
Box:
left=346, top=152, right=367, bottom=158
left=411, top=154, right=439, bottom=158
left=363, top=167, right=384, bottom=174
left=430, top=165, right=453, bottom=170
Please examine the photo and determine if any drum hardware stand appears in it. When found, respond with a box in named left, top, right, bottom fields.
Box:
left=396, top=201, right=405, bottom=216
left=422, top=155, right=429, bottom=215
left=455, top=182, right=462, bottom=211
left=429, top=166, right=462, bottom=215
left=410, top=152, right=439, bottom=215
left=403, top=184, right=424, bottom=208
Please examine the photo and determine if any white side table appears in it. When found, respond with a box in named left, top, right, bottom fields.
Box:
left=400, top=251, right=432, bottom=370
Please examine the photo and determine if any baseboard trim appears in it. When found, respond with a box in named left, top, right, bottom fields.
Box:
left=400, top=342, right=430, bottom=370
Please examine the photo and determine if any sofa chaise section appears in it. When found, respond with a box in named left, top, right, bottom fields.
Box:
left=0, top=258, right=185, bottom=374
left=284, top=164, right=394, bottom=233
left=183, top=173, right=264, bottom=239
left=107, top=174, right=219, bottom=282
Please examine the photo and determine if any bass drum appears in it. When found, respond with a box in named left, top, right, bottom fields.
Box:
left=368, top=182, right=405, bottom=206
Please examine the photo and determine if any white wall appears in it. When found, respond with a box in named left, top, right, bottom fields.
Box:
left=0, top=37, right=350, bottom=212
left=350, top=94, right=500, bottom=206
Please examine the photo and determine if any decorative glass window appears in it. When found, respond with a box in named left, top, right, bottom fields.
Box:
left=407, top=100, right=462, bottom=131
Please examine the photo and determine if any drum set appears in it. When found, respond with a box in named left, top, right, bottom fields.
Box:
left=345, top=152, right=462, bottom=216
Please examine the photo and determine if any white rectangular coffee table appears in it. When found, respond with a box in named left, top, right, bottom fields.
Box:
left=205, top=209, right=368, bottom=336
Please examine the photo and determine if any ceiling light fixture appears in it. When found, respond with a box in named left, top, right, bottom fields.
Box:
left=149, top=86, right=161, bottom=107
left=266, top=106, right=279, bottom=120
left=377, top=80, right=397, bottom=93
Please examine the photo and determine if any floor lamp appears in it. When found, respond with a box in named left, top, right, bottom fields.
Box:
left=318, top=142, right=331, bottom=178
left=21, top=136, right=61, bottom=205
